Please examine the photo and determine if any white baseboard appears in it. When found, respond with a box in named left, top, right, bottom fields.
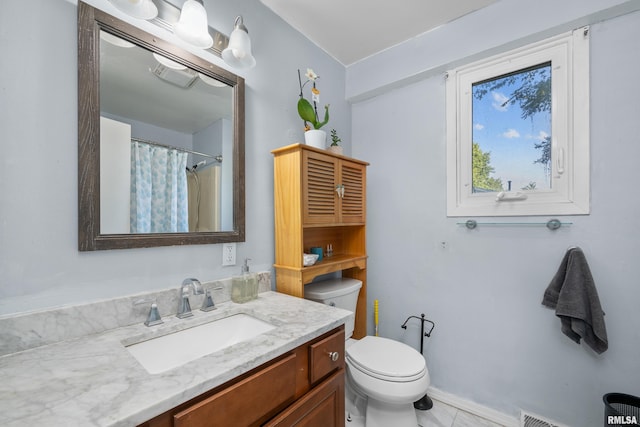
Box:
left=427, top=387, right=520, bottom=427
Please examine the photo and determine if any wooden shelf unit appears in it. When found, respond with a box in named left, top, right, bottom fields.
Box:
left=272, top=144, right=368, bottom=338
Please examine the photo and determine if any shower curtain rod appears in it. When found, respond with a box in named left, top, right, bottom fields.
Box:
left=131, top=137, right=222, bottom=162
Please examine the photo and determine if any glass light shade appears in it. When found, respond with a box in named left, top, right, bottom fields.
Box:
left=198, top=73, right=227, bottom=87
left=108, top=0, right=158, bottom=20
left=173, top=0, right=213, bottom=49
left=100, top=31, right=135, bottom=48
left=152, top=53, right=187, bottom=70
left=222, top=27, right=256, bottom=69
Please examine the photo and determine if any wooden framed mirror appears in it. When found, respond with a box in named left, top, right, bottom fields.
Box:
left=78, top=2, right=245, bottom=251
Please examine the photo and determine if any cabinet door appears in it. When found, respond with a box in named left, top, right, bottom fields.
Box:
left=308, top=329, right=344, bottom=385
left=302, top=151, right=366, bottom=226
left=263, top=370, right=345, bottom=427
left=303, top=150, right=339, bottom=225
left=338, top=161, right=366, bottom=224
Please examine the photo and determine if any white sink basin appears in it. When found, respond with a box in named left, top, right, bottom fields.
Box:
left=126, top=313, right=276, bottom=374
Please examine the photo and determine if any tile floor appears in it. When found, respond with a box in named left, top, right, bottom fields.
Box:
left=346, top=397, right=508, bottom=427
left=416, top=398, right=508, bottom=427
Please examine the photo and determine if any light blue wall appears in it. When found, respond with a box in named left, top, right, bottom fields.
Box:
left=0, top=0, right=350, bottom=313
left=2, top=0, right=639, bottom=424
left=352, top=3, right=640, bottom=426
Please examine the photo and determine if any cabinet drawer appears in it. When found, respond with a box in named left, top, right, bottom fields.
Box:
left=308, top=329, right=345, bottom=385
left=173, top=353, right=297, bottom=427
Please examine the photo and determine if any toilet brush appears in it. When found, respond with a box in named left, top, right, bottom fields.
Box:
left=374, top=300, right=379, bottom=336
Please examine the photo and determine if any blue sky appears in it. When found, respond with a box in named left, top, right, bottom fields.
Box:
left=472, top=70, right=551, bottom=192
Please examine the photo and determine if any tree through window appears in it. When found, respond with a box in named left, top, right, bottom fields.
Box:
left=471, top=63, right=552, bottom=193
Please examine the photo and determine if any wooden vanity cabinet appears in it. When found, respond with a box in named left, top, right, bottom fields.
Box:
left=272, top=144, right=368, bottom=339
left=138, top=326, right=345, bottom=427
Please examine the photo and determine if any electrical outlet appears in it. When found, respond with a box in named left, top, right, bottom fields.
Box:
left=222, top=243, right=236, bottom=266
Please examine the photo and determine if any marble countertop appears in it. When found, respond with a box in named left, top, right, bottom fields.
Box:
left=0, top=291, right=351, bottom=427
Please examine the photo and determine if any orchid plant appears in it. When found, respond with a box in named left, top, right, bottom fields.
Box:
left=297, top=68, right=329, bottom=130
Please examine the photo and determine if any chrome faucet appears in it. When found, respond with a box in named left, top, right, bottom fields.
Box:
left=177, top=278, right=204, bottom=318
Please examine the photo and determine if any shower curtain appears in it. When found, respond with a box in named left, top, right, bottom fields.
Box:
left=130, top=141, right=189, bottom=233
left=187, top=165, right=221, bottom=232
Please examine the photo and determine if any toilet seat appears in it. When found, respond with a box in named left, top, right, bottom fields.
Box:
left=346, top=336, right=426, bottom=382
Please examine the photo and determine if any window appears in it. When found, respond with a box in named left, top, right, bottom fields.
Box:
left=446, top=28, right=590, bottom=217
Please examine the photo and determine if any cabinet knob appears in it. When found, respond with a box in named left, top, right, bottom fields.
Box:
left=328, top=351, right=340, bottom=362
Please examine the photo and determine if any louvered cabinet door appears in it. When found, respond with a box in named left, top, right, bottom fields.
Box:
left=339, top=161, right=366, bottom=224
left=302, top=150, right=339, bottom=224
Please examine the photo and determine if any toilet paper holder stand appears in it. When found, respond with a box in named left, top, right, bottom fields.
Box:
left=401, top=313, right=435, bottom=353
left=401, top=313, right=436, bottom=411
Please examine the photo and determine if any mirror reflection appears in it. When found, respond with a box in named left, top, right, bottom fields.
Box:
left=99, top=30, right=234, bottom=234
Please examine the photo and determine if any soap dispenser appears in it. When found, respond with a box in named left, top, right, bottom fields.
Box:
left=232, top=258, right=258, bottom=303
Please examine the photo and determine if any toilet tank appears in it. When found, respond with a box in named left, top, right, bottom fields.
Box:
left=304, top=278, right=362, bottom=339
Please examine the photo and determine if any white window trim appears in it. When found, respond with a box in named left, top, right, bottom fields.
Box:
left=446, top=27, right=590, bottom=217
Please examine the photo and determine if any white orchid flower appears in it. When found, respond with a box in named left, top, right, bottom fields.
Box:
left=305, top=68, right=318, bottom=81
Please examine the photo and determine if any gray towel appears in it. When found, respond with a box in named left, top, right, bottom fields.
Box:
left=542, top=247, right=608, bottom=354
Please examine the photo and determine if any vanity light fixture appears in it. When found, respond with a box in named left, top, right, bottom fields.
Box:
left=106, top=0, right=254, bottom=67
left=108, top=0, right=158, bottom=20
left=173, top=0, right=213, bottom=49
left=222, top=16, right=256, bottom=70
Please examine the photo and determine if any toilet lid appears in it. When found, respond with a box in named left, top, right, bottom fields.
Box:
left=346, top=336, right=426, bottom=382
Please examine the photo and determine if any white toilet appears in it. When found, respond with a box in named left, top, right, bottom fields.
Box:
left=305, top=278, right=430, bottom=427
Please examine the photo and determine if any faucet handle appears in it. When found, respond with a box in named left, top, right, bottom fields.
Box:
left=200, top=289, right=218, bottom=312
left=144, top=303, right=164, bottom=327
left=177, top=293, right=194, bottom=318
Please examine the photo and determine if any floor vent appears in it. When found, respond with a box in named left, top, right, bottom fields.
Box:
left=521, top=411, right=566, bottom=427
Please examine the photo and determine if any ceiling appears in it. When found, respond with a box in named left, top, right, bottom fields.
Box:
left=260, top=0, right=498, bottom=66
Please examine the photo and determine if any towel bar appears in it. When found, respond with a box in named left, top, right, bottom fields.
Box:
left=459, top=219, right=571, bottom=230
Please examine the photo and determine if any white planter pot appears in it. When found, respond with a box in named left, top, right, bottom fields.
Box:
left=304, top=129, right=326, bottom=149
